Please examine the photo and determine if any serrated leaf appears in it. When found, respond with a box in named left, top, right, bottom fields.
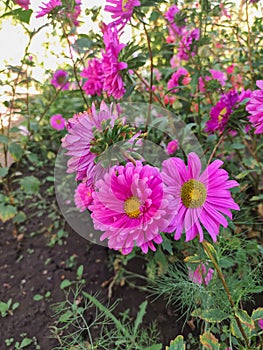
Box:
left=20, top=176, right=40, bottom=193
left=161, top=235, right=173, bottom=254
left=230, top=317, right=252, bottom=339
left=0, top=204, right=17, bottom=222
left=165, top=335, right=185, bottom=350
left=0, top=167, right=9, bottom=177
left=200, top=332, right=219, bottom=350
left=9, top=142, right=23, bottom=161
left=252, top=307, right=263, bottom=321
left=236, top=309, right=255, bottom=329
left=192, top=309, right=228, bottom=323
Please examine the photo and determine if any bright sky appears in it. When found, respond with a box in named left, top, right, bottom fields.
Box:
left=0, top=0, right=131, bottom=81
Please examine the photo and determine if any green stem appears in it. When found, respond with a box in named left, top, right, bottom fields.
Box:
left=202, top=241, right=250, bottom=349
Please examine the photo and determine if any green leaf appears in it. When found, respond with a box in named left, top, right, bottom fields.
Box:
left=0, top=204, right=17, bottom=222
left=77, top=265, right=84, bottom=279
left=20, top=176, right=40, bottom=193
left=133, top=301, right=147, bottom=336
left=252, top=307, right=263, bottom=321
left=200, top=332, right=220, bottom=350
left=161, top=235, right=173, bottom=255
left=33, top=294, right=43, bottom=301
left=165, top=335, right=185, bottom=350
left=0, top=135, right=8, bottom=144
left=1, top=9, right=33, bottom=24
left=0, top=167, right=9, bottom=177
left=9, top=142, right=23, bottom=161
left=236, top=170, right=257, bottom=179
left=20, top=337, right=33, bottom=348
left=235, top=309, right=255, bottom=329
left=58, top=310, right=73, bottom=323
left=60, top=279, right=72, bottom=289
left=13, top=211, right=26, bottom=224
left=192, top=308, right=228, bottom=323
left=144, top=344, right=162, bottom=350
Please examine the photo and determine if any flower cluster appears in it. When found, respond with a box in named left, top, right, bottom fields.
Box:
left=62, top=103, right=240, bottom=255
left=246, top=80, right=263, bottom=134
left=105, top=0, right=141, bottom=28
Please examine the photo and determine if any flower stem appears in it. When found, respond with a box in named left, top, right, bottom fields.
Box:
left=202, top=240, right=250, bottom=349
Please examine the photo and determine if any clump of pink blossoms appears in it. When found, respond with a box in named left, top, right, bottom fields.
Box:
left=89, top=161, right=178, bottom=255
left=167, top=67, right=190, bottom=93
left=80, top=58, right=104, bottom=96
left=101, top=23, right=127, bottom=99
left=246, top=80, right=263, bottom=134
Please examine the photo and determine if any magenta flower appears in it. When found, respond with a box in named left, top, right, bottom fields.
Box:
left=210, top=69, right=227, bottom=86
left=36, top=0, right=62, bottom=18
left=246, top=80, right=263, bottom=134
left=166, top=139, right=179, bottom=155
left=89, top=161, right=178, bottom=255
left=105, top=0, right=141, bottom=27
left=162, top=152, right=240, bottom=242
left=101, top=23, right=127, bottom=99
left=15, top=0, right=30, bottom=10
left=50, top=114, right=66, bottom=130
left=80, top=58, right=104, bottom=96
left=61, top=102, right=118, bottom=183
left=168, top=67, right=189, bottom=93
left=51, top=70, right=70, bottom=90
left=74, top=182, right=93, bottom=212
left=188, top=263, right=214, bottom=286
left=165, top=4, right=180, bottom=23
left=258, top=319, right=263, bottom=330
left=205, top=90, right=239, bottom=133
left=178, top=28, right=200, bottom=61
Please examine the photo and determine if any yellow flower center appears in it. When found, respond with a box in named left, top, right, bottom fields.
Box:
left=122, top=0, right=129, bottom=12
left=56, top=119, right=61, bottom=124
left=181, top=179, right=207, bottom=208
left=124, top=196, right=141, bottom=218
left=57, top=76, right=66, bottom=84
left=218, top=107, right=227, bottom=123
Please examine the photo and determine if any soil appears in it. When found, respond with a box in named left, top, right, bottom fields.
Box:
left=0, top=165, right=194, bottom=350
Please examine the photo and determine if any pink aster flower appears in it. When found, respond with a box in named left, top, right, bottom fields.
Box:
left=51, top=70, right=70, bottom=90
left=50, top=114, right=66, bottom=130
left=101, top=23, right=127, bottom=99
left=168, top=67, right=189, bottom=93
left=74, top=182, right=93, bottom=212
left=246, top=80, right=263, bottom=134
left=162, top=152, right=240, bottom=242
left=89, top=161, right=178, bottom=255
left=188, top=263, right=214, bottom=286
left=258, top=319, right=263, bottom=330
left=80, top=58, right=104, bottom=96
left=210, top=69, right=227, bottom=86
left=36, top=0, right=62, bottom=18
left=61, top=102, right=118, bottom=183
left=166, top=139, right=179, bottom=155
left=14, top=0, right=30, bottom=10
left=178, top=28, right=200, bottom=61
left=205, top=90, right=239, bottom=133
left=105, top=0, right=141, bottom=27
